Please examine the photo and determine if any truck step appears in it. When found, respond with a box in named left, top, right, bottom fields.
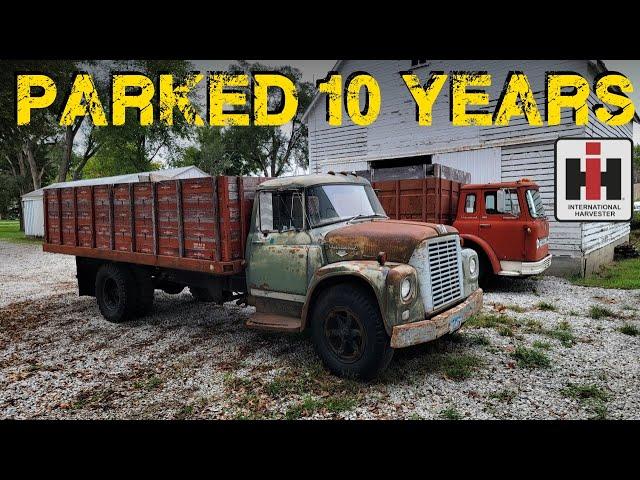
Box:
left=246, top=313, right=302, bottom=333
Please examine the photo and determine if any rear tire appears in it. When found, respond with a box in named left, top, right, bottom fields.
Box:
left=311, top=284, right=394, bottom=380
left=95, top=263, right=137, bottom=323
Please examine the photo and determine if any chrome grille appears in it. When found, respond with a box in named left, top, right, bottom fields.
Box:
left=427, top=237, right=463, bottom=310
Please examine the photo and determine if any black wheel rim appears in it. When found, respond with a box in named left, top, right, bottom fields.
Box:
left=324, top=307, right=366, bottom=363
left=103, top=277, right=120, bottom=311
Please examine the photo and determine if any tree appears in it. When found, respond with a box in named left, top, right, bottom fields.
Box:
left=223, top=61, right=314, bottom=177
left=171, top=126, right=250, bottom=176
left=83, top=60, right=196, bottom=176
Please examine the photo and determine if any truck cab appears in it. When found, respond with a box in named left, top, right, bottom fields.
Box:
left=453, top=179, right=551, bottom=282
left=245, top=173, right=482, bottom=379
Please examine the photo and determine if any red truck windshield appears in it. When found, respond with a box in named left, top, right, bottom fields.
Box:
left=525, top=189, right=546, bottom=218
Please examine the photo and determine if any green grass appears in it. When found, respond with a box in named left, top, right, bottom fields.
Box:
left=134, top=375, right=163, bottom=390
left=588, top=305, right=617, bottom=320
left=439, top=406, right=462, bottom=420
left=506, top=305, right=527, bottom=313
left=285, top=394, right=358, bottom=419
left=0, top=220, right=42, bottom=244
left=618, top=323, right=640, bottom=336
left=536, top=301, right=557, bottom=312
left=561, top=382, right=610, bottom=419
left=466, top=313, right=519, bottom=329
left=571, top=258, right=640, bottom=289
left=532, top=340, right=552, bottom=350
left=439, top=354, right=483, bottom=380
left=561, top=383, right=609, bottom=402
left=512, top=345, right=551, bottom=369
left=489, top=389, right=517, bottom=403
left=543, top=321, right=577, bottom=348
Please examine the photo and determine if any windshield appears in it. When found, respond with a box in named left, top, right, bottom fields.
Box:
left=306, top=184, right=387, bottom=227
left=526, top=189, right=546, bottom=218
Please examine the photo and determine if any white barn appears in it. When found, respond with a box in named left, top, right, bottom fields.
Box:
left=302, top=60, right=636, bottom=276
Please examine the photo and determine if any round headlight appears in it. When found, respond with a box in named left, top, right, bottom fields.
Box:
left=401, top=277, right=412, bottom=300
left=469, top=257, right=477, bottom=275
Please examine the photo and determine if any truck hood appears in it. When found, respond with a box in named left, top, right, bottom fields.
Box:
left=323, top=219, right=458, bottom=264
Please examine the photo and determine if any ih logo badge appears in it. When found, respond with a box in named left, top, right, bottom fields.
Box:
left=555, top=138, right=632, bottom=222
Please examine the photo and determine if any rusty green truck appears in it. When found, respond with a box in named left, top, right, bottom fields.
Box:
left=43, top=172, right=482, bottom=379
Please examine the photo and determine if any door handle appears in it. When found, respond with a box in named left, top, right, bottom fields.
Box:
left=252, top=240, right=265, bottom=245
left=479, top=223, right=491, bottom=228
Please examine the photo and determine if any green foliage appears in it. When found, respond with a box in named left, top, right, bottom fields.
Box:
left=222, top=61, right=314, bottom=177
left=572, top=260, right=640, bottom=290
left=536, top=301, right=557, bottom=311
left=618, top=323, right=640, bottom=336
left=0, top=220, right=41, bottom=243
left=439, top=354, right=483, bottom=380
left=285, top=394, right=358, bottom=419
left=588, top=305, right=617, bottom=319
left=532, top=340, right=552, bottom=350
left=512, top=345, right=551, bottom=368
left=439, top=406, right=463, bottom=420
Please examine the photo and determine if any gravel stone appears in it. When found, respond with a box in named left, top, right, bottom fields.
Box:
left=1, top=239, right=639, bottom=419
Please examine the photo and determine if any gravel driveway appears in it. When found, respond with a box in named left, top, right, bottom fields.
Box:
left=1, top=239, right=639, bottom=419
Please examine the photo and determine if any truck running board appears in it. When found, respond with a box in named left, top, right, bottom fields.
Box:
left=246, top=313, right=302, bottom=333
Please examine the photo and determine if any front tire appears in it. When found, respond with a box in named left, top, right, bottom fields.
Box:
left=311, top=284, right=394, bottom=380
left=95, top=263, right=137, bottom=323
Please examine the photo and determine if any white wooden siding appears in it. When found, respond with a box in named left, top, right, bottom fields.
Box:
left=434, top=148, right=501, bottom=183
left=306, top=60, right=633, bottom=260
left=582, top=72, right=632, bottom=253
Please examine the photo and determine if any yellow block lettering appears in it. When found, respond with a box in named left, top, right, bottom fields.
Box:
left=401, top=72, right=447, bottom=126
left=253, top=74, right=298, bottom=126
left=59, top=74, right=108, bottom=126
left=16, top=74, right=57, bottom=125
left=112, top=74, right=155, bottom=126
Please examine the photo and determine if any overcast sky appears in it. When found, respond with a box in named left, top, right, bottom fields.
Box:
left=193, top=59, right=640, bottom=143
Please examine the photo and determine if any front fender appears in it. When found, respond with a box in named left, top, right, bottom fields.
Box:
left=301, top=261, right=424, bottom=335
left=460, top=234, right=501, bottom=274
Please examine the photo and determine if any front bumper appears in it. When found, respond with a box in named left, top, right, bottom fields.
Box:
left=390, top=288, right=483, bottom=348
left=498, top=254, right=552, bottom=276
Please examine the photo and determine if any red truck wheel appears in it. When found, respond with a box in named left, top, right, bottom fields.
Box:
left=311, top=284, right=394, bottom=380
left=95, top=264, right=138, bottom=323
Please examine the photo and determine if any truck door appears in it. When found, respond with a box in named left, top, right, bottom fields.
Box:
left=453, top=191, right=479, bottom=237
left=246, top=189, right=310, bottom=299
left=479, top=188, right=526, bottom=261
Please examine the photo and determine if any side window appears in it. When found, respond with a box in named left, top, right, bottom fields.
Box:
left=259, top=190, right=304, bottom=232
left=484, top=189, right=520, bottom=217
left=484, top=191, right=497, bottom=214
left=259, top=192, right=274, bottom=231
left=464, top=194, right=476, bottom=214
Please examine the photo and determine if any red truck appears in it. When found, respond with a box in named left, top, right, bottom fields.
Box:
left=373, top=175, right=551, bottom=284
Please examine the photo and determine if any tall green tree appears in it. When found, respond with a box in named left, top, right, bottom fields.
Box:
left=223, top=61, right=314, bottom=177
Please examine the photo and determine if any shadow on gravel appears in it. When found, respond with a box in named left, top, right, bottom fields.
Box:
left=483, top=275, right=541, bottom=294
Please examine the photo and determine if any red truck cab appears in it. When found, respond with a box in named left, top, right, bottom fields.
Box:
left=453, top=179, right=551, bottom=281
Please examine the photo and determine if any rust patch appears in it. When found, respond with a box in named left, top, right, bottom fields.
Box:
left=324, top=220, right=451, bottom=263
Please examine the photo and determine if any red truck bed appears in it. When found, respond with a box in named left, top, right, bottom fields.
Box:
left=373, top=177, right=462, bottom=225
left=43, top=176, right=267, bottom=275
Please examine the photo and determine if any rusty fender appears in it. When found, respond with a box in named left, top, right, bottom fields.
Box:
left=301, top=260, right=423, bottom=334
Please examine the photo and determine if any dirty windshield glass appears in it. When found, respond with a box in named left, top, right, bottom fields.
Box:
left=526, top=189, right=546, bottom=218
left=306, top=184, right=386, bottom=227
